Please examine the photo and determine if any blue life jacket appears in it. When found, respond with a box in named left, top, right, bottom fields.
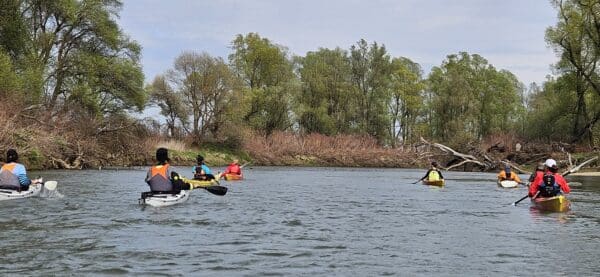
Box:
left=539, top=173, right=561, bottom=197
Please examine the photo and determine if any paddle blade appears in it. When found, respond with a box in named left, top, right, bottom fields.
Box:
left=44, top=181, right=58, bottom=191
left=204, top=185, right=227, bottom=196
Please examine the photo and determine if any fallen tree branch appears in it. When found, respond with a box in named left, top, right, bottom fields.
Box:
left=501, top=160, right=531, bottom=175
left=420, top=137, right=489, bottom=170
left=562, top=156, right=598, bottom=176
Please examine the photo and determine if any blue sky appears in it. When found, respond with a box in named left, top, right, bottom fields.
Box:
left=118, top=0, right=558, bottom=87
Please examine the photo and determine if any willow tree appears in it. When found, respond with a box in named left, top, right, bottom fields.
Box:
left=3, top=0, right=145, bottom=117
left=162, top=51, right=238, bottom=141
left=229, top=33, right=297, bottom=136
left=350, top=39, right=392, bottom=143
left=427, top=52, right=524, bottom=146
left=545, top=0, right=600, bottom=143
left=296, top=47, right=357, bottom=135
left=388, top=57, right=425, bottom=146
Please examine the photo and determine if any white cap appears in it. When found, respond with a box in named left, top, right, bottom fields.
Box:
left=544, top=159, right=557, bottom=168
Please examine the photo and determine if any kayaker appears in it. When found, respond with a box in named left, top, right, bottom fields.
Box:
left=222, top=159, right=242, bottom=177
left=497, top=165, right=522, bottom=183
left=527, top=163, right=545, bottom=184
left=528, top=159, right=570, bottom=198
left=0, top=149, right=41, bottom=191
left=145, top=148, right=189, bottom=193
left=420, top=162, right=444, bottom=181
left=193, top=155, right=215, bottom=180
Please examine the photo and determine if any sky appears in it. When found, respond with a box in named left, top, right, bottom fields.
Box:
left=118, top=0, right=559, bottom=87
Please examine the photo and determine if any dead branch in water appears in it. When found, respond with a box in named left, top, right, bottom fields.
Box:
left=562, top=156, right=598, bottom=176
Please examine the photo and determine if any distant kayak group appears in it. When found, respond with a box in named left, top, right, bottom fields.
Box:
left=419, top=159, right=572, bottom=212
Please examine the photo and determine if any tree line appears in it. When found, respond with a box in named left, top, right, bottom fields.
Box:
left=1, top=0, right=599, bottom=156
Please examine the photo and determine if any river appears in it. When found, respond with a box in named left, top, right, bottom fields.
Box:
left=1, top=167, right=599, bottom=276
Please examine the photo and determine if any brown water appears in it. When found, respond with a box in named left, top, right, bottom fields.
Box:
left=0, top=167, right=599, bottom=276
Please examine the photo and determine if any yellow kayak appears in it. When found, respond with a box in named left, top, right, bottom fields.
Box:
left=422, top=179, right=445, bottom=187
left=223, top=173, right=243, bottom=181
left=182, top=178, right=217, bottom=189
left=532, top=195, right=571, bottom=212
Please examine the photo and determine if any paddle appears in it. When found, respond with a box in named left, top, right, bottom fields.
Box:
left=44, top=181, right=58, bottom=191
left=183, top=178, right=228, bottom=196
left=412, top=179, right=423, bottom=184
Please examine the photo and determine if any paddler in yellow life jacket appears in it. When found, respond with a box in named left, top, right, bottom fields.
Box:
left=0, top=149, right=41, bottom=191
left=420, top=162, right=444, bottom=181
left=497, top=165, right=522, bottom=183
left=145, top=148, right=190, bottom=193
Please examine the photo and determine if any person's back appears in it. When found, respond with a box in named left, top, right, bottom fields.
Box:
left=0, top=149, right=33, bottom=191
left=529, top=159, right=570, bottom=197
left=224, top=160, right=241, bottom=175
left=145, top=148, right=174, bottom=192
left=421, top=162, right=444, bottom=181
left=193, top=155, right=214, bottom=180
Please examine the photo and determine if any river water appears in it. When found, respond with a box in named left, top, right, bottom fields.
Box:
left=0, top=167, right=599, bottom=276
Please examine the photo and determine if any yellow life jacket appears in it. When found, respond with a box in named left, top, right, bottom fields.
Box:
left=428, top=170, right=440, bottom=181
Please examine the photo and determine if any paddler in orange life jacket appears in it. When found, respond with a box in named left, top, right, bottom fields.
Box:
left=528, top=159, right=571, bottom=197
left=497, top=165, right=522, bottom=183
left=420, top=162, right=444, bottom=181
left=222, top=159, right=242, bottom=177
left=145, top=148, right=189, bottom=193
left=0, top=149, right=41, bottom=191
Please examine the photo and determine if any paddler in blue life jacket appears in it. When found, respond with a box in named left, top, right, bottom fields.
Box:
left=192, top=155, right=215, bottom=180
left=420, top=162, right=444, bottom=181
left=0, top=149, right=41, bottom=191
left=145, top=148, right=189, bottom=193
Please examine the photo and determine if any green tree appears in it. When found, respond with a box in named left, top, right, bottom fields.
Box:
left=427, top=52, right=524, bottom=146
left=229, top=33, right=296, bottom=135
left=12, top=0, right=145, bottom=115
left=148, top=75, right=188, bottom=138
left=388, top=57, right=425, bottom=146
left=164, top=51, right=238, bottom=140
left=297, top=47, right=357, bottom=135
left=350, top=39, right=392, bottom=143
left=545, top=0, right=600, bottom=143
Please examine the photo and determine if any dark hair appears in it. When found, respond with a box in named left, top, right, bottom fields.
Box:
left=548, top=166, right=558, bottom=173
left=6, top=149, right=18, bottom=163
left=431, top=162, right=438, bottom=167
left=156, top=148, right=169, bottom=164
left=196, top=155, right=204, bottom=164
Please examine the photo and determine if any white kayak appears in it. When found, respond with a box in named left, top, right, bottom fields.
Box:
left=139, top=190, right=190, bottom=207
left=497, top=180, right=519, bottom=188
left=0, top=183, right=43, bottom=201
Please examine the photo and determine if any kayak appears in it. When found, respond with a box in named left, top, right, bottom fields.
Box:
left=497, top=180, right=519, bottom=188
left=422, top=179, right=445, bottom=187
left=139, top=190, right=190, bottom=207
left=223, top=173, right=243, bottom=181
left=531, top=195, right=571, bottom=212
left=183, top=178, right=218, bottom=189
left=0, top=183, right=43, bottom=201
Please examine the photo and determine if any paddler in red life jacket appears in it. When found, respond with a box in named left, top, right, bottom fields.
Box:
left=528, top=159, right=571, bottom=198
left=222, top=159, right=242, bottom=177
left=420, top=162, right=444, bottom=181
left=527, top=163, right=545, bottom=185
left=145, top=148, right=189, bottom=193
left=0, top=149, right=41, bottom=191
left=497, top=165, right=522, bottom=183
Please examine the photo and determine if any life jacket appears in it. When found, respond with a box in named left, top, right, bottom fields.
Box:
left=227, top=163, right=241, bottom=175
left=428, top=170, right=440, bottom=181
left=539, top=173, right=561, bottom=197
left=194, top=165, right=203, bottom=179
left=147, top=164, right=173, bottom=192
left=0, top=163, right=22, bottom=189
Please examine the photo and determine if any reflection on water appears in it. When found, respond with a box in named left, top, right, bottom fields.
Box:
left=0, top=167, right=598, bottom=275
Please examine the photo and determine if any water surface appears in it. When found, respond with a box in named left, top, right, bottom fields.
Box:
left=1, top=167, right=599, bottom=276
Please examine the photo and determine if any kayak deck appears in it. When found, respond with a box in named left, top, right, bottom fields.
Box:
left=498, top=180, right=519, bottom=188
left=0, top=183, right=43, bottom=201
left=140, top=190, right=190, bottom=207
left=532, top=195, right=571, bottom=212
left=422, top=179, right=445, bottom=187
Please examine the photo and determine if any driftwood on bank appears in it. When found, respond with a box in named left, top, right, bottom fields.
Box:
left=562, top=156, right=598, bottom=176
left=419, top=137, right=491, bottom=170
